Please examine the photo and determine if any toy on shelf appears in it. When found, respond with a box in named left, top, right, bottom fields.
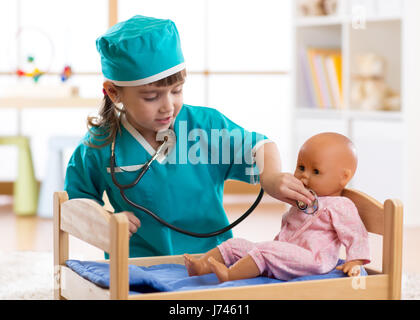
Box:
left=60, top=65, right=73, bottom=82
left=10, top=27, right=79, bottom=95
left=351, top=53, right=401, bottom=111
left=14, top=27, right=54, bottom=83
left=16, top=55, right=45, bottom=83
left=298, top=0, right=338, bottom=17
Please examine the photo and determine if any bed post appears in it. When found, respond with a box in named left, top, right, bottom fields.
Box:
left=53, top=191, right=69, bottom=300
left=109, top=213, right=129, bottom=300
left=382, top=199, right=403, bottom=300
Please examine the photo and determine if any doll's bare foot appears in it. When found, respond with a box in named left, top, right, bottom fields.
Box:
left=184, top=254, right=206, bottom=276
left=208, top=257, right=230, bottom=283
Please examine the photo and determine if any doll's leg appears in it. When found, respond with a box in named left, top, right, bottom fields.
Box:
left=208, top=254, right=260, bottom=283
left=184, top=247, right=225, bottom=276
left=184, top=238, right=258, bottom=277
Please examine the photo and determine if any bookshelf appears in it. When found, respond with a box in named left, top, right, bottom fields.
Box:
left=291, top=0, right=420, bottom=226
left=0, top=97, right=101, bottom=108
left=0, top=97, right=101, bottom=135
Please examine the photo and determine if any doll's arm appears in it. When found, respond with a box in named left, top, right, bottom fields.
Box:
left=329, top=198, right=371, bottom=268
left=336, top=260, right=364, bottom=277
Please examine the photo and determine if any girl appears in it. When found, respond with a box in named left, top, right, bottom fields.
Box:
left=64, top=15, right=314, bottom=258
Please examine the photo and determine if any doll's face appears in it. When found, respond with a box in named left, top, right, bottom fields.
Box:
left=294, top=133, right=357, bottom=197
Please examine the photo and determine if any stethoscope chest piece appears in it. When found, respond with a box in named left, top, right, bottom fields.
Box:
left=296, top=189, right=319, bottom=215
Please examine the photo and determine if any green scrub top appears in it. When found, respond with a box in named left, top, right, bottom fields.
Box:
left=64, top=104, right=269, bottom=258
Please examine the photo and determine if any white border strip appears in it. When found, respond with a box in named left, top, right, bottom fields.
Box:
left=106, top=164, right=145, bottom=173
left=121, top=114, right=172, bottom=164
left=249, top=139, right=273, bottom=185
left=251, top=139, right=273, bottom=160
left=121, top=114, right=156, bottom=156
left=105, top=62, right=186, bottom=87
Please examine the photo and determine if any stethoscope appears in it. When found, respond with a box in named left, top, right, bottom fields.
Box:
left=296, top=189, right=319, bottom=215
left=109, top=129, right=265, bottom=238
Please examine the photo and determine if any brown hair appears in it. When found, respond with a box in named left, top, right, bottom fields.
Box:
left=86, top=69, right=186, bottom=148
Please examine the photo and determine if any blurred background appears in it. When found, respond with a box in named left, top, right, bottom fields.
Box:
left=0, top=0, right=419, bottom=276
left=0, top=0, right=293, bottom=183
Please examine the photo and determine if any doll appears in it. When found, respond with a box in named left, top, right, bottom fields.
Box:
left=183, top=132, right=370, bottom=282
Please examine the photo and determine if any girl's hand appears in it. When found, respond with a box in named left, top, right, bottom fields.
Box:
left=336, top=260, right=363, bottom=277
left=118, top=211, right=141, bottom=237
left=262, top=172, right=315, bottom=207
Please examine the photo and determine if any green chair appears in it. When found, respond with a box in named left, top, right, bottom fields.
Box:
left=0, top=136, right=38, bottom=215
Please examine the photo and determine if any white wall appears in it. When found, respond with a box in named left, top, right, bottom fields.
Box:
left=402, top=0, right=420, bottom=226
left=0, top=0, right=294, bottom=181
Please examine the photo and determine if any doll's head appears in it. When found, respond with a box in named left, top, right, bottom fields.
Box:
left=294, top=132, right=357, bottom=197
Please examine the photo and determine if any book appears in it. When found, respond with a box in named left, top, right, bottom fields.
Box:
left=302, top=47, right=342, bottom=109
left=331, top=53, right=343, bottom=102
left=314, top=53, right=331, bottom=108
left=306, top=49, right=324, bottom=108
left=325, top=54, right=343, bottom=108
left=300, top=48, right=316, bottom=108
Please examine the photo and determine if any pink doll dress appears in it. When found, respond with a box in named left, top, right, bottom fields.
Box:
left=217, top=196, right=371, bottom=280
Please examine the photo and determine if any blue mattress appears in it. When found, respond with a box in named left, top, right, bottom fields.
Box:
left=65, top=259, right=367, bottom=295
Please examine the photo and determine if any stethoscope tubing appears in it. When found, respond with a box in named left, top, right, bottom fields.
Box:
left=119, top=185, right=264, bottom=238
left=110, top=136, right=264, bottom=238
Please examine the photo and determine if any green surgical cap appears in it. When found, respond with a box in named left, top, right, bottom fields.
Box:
left=96, top=15, right=185, bottom=86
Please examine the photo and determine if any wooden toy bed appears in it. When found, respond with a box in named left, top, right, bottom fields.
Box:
left=53, top=188, right=403, bottom=300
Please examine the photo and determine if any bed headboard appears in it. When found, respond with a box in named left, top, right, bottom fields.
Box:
left=342, top=188, right=385, bottom=235
left=342, top=188, right=403, bottom=236
left=342, top=188, right=403, bottom=299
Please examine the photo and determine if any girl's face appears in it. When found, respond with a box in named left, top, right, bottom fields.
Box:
left=117, top=81, right=184, bottom=138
